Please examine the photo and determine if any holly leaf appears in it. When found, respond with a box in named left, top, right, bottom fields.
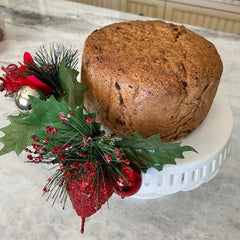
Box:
left=0, top=114, right=36, bottom=156
left=59, top=59, right=87, bottom=110
left=23, top=95, right=70, bottom=138
left=116, top=132, right=197, bottom=172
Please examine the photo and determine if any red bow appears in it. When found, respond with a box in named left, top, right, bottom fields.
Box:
left=0, top=52, right=51, bottom=96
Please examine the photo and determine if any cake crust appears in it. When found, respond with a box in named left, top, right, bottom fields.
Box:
left=81, top=20, right=223, bottom=141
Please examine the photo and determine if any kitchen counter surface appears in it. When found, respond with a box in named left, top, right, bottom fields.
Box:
left=0, top=0, right=239, bottom=239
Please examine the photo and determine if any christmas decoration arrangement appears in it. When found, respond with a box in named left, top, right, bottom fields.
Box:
left=0, top=44, right=197, bottom=234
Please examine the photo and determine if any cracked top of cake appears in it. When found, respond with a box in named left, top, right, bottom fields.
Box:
left=81, top=20, right=223, bottom=141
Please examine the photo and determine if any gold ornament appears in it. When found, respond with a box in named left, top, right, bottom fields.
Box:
left=14, top=86, right=44, bottom=112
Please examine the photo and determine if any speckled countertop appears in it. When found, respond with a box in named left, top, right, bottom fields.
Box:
left=0, top=0, right=239, bottom=239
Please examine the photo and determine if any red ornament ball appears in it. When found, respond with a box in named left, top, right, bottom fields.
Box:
left=113, top=162, right=142, bottom=198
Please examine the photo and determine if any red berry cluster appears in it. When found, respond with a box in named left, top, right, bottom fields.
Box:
left=25, top=135, right=49, bottom=163
left=45, top=126, right=58, bottom=135
left=103, top=153, right=113, bottom=162
left=114, top=149, right=130, bottom=165
left=86, top=117, right=95, bottom=124
left=59, top=112, right=74, bottom=123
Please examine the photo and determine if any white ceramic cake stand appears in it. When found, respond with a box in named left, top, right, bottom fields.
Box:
left=132, top=93, right=233, bottom=199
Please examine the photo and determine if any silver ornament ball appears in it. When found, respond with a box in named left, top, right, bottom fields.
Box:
left=14, top=86, right=43, bottom=112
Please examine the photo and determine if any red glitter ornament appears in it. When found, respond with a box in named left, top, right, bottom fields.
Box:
left=66, top=163, right=113, bottom=234
left=113, top=162, right=142, bottom=198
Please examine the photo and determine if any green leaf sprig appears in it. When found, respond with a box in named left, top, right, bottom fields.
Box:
left=116, top=132, right=197, bottom=172
left=0, top=114, right=36, bottom=155
left=58, top=59, right=87, bottom=110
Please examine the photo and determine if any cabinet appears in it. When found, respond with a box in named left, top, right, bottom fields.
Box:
left=69, top=0, right=240, bottom=34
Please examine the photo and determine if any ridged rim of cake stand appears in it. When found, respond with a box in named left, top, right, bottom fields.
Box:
left=132, top=93, right=233, bottom=199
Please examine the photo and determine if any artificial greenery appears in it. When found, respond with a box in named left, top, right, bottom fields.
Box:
left=117, top=132, right=197, bottom=172
left=0, top=114, right=36, bottom=155
left=59, top=59, right=88, bottom=110
left=21, top=95, right=196, bottom=172
left=24, top=101, right=128, bottom=206
left=23, top=44, right=79, bottom=98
